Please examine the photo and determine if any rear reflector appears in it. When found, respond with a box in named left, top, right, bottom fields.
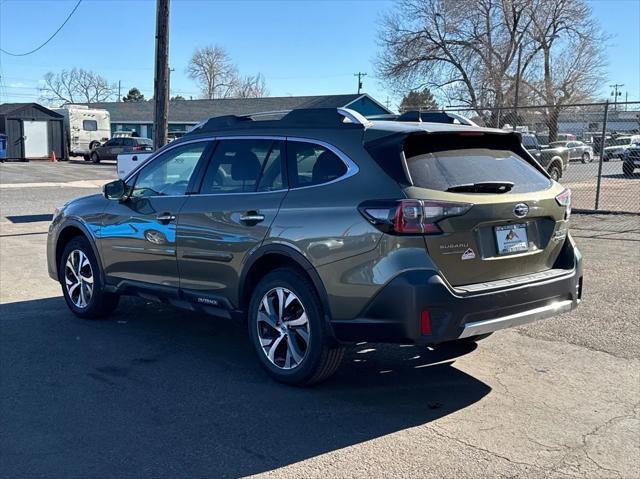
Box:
left=420, top=310, right=432, bottom=335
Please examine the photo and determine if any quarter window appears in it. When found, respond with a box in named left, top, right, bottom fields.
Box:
left=287, top=141, right=347, bottom=188
left=132, top=142, right=209, bottom=197
left=200, top=139, right=284, bottom=194
left=82, top=120, right=98, bottom=131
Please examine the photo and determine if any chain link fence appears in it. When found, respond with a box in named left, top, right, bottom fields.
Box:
left=428, top=101, right=640, bottom=214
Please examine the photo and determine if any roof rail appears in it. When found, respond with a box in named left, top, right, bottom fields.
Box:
left=186, top=107, right=371, bottom=136
left=381, top=110, right=478, bottom=127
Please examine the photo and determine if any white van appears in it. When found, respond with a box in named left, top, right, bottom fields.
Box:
left=55, top=105, right=111, bottom=157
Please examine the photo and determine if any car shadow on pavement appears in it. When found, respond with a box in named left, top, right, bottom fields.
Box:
left=1, top=296, right=491, bottom=478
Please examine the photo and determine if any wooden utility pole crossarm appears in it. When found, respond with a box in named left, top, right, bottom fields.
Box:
left=153, top=0, right=170, bottom=149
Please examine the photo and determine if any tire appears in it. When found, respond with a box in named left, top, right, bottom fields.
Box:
left=581, top=152, right=591, bottom=164
left=623, top=162, right=635, bottom=176
left=247, top=268, right=344, bottom=386
left=548, top=164, right=561, bottom=181
left=90, top=151, right=100, bottom=164
left=59, top=236, right=119, bottom=319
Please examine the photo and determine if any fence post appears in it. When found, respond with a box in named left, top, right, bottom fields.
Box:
left=594, top=101, right=609, bottom=210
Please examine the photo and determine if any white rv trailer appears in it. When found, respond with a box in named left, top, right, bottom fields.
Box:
left=55, top=105, right=111, bottom=157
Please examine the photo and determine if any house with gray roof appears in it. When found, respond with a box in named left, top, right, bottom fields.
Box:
left=87, top=93, right=391, bottom=140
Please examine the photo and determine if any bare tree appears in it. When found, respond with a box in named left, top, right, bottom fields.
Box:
left=233, top=73, right=269, bottom=98
left=524, top=0, right=607, bottom=140
left=187, top=45, right=238, bottom=99
left=376, top=0, right=605, bottom=131
left=40, top=68, right=116, bottom=104
left=377, top=0, right=534, bottom=119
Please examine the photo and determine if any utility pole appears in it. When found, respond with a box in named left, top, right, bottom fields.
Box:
left=354, top=72, right=367, bottom=94
left=118, top=80, right=121, bottom=102
left=513, top=44, right=523, bottom=131
left=610, top=83, right=624, bottom=111
left=153, top=0, right=170, bottom=149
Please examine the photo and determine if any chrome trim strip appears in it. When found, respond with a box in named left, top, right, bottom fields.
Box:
left=457, top=299, right=573, bottom=338
left=129, top=135, right=360, bottom=197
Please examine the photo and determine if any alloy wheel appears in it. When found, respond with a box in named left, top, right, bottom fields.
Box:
left=256, top=287, right=310, bottom=370
left=64, top=249, right=94, bottom=309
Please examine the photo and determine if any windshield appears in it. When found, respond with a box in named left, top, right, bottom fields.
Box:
left=550, top=141, right=568, bottom=147
left=406, top=148, right=551, bottom=194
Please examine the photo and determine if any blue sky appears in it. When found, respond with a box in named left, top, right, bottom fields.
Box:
left=0, top=0, right=638, bottom=109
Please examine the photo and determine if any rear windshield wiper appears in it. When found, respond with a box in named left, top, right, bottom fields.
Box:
left=446, top=181, right=514, bottom=193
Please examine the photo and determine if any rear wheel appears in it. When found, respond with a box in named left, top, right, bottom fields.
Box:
left=90, top=151, right=100, bottom=164
left=581, top=152, right=591, bottom=163
left=247, top=269, right=344, bottom=386
left=623, top=162, right=635, bottom=176
left=59, top=236, right=119, bottom=319
left=548, top=164, right=561, bottom=181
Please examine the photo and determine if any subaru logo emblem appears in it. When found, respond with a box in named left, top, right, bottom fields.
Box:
left=514, top=203, right=529, bottom=218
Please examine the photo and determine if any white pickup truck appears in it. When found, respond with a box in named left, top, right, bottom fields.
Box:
left=117, top=151, right=154, bottom=179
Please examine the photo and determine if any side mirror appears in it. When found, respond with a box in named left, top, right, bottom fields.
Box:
left=104, top=179, right=126, bottom=200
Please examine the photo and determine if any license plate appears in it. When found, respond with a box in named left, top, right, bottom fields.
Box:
left=495, top=224, right=529, bottom=255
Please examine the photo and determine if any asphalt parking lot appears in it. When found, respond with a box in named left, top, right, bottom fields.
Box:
left=559, top=159, right=640, bottom=213
left=1, top=161, right=639, bottom=478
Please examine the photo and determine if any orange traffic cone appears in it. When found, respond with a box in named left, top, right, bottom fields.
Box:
left=50, top=151, right=57, bottom=163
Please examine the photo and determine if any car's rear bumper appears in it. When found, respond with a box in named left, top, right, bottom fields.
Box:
left=331, top=239, right=582, bottom=344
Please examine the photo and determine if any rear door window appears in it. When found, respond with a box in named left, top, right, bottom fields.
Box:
left=406, top=148, right=551, bottom=194
left=200, top=139, right=284, bottom=194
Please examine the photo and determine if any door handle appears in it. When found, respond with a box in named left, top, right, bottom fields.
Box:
left=239, top=213, right=265, bottom=224
left=156, top=212, right=176, bottom=223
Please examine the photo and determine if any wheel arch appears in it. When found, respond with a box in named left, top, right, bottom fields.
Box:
left=548, top=158, right=563, bottom=177
left=239, top=244, right=333, bottom=324
left=55, top=220, right=104, bottom=282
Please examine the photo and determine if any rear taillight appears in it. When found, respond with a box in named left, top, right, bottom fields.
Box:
left=359, top=199, right=472, bottom=235
left=555, top=188, right=571, bottom=219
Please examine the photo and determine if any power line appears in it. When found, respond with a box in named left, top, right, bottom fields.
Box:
left=0, top=0, right=83, bottom=57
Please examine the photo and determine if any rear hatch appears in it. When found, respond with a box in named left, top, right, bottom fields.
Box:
left=367, top=131, right=571, bottom=287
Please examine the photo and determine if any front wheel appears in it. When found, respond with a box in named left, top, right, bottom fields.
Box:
left=60, top=236, right=119, bottom=319
left=581, top=152, right=591, bottom=163
left=548, top=164, right=561, bottom=181
left=248, top=269, right=344, bottom=386
left=90, top=151, right=100, bottom=164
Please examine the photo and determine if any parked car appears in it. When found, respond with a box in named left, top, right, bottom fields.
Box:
left=549, top=140, right=594, bottom=163
left=602, top=136, right=636, bottom=161
left=47, top=108, right=582, bottom=385
left=521, top=133, right=569, bottom=180
left=621, top=141, right=640, bottom=175
left=89, top=137, right=153, bottom=163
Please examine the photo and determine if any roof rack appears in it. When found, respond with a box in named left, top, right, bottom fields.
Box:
left=186, top=107, right=371, bottom=135
left=367, top=110, right=478, bottom=127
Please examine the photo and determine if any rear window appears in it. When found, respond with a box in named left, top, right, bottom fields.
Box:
left=406, top=148, right=551, bottom=194
left=136, top=138, right=153, bottom=145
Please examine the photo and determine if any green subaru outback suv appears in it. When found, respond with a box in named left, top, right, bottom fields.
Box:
left=47, top=108, right=582, bottom=385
